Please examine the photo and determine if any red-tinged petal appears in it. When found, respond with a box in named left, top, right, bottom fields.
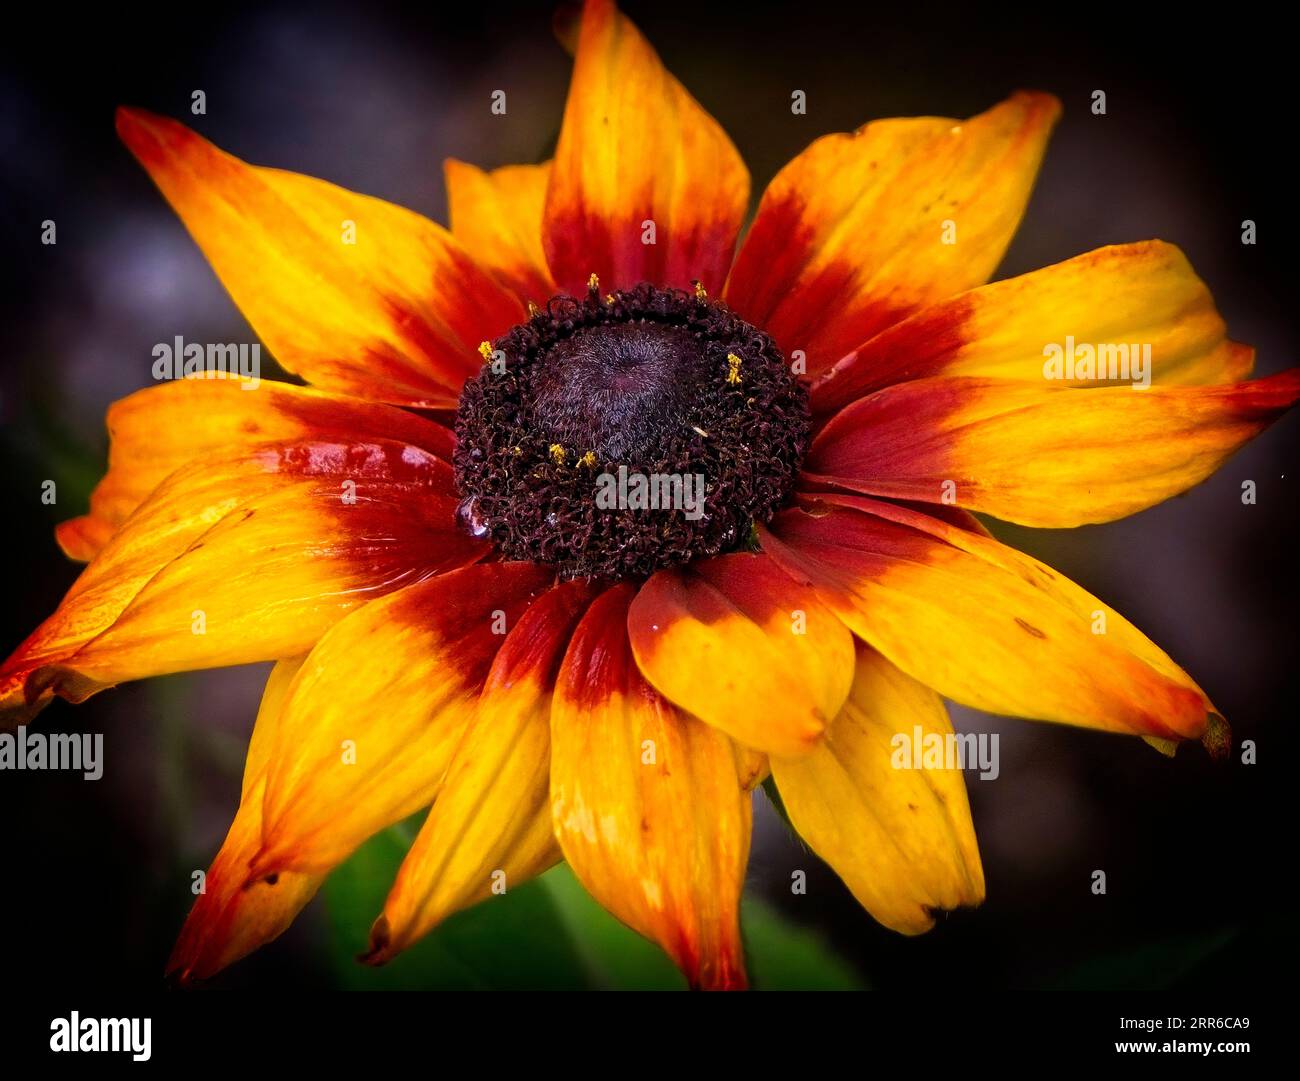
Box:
left=812, top=241, right=1255, bottom=416
left=772, top=644, right=984, bottom=934
left=804, top=371, right=1300, bottom=527
left=725, top=91, right=1060, bottom=376
left=759, top=496, right=1218, bottom=741
left=58, top=376, right=455, bottom=561
left=251, top=562, right=556, bottom=878
left=1, top=439, right=484, bottom=725
left=542, top=0, right=749, bottom=294
left=551, top=584, right=751, bottom=990
left=445, top=158, right=556, bottom=306
left=877, top=499, right=994, bottom=538
left=167, top=657, right=322, bottom=983
left=366, top=578, right=600, bottom=963
left=116, top=107, right=523, bottom=407
left=627, top=552, right=855, bottom=757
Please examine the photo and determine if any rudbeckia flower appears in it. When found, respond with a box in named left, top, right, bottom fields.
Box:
left=3, top=0, right=1295, bottom=990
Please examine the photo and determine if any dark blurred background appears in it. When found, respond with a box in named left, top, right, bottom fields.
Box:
left=1, top=1, right=1295, bottom=990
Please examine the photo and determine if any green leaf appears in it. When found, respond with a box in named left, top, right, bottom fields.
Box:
left=323, top=824, right=592, bottom=989
left=537, top=865, right=685, bottom=989
left=743, top=897, right=867, bottom=990
left=323, top=828, right=867, bottom=990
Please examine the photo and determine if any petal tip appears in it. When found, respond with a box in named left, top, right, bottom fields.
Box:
left=114, top=104, right=150, bottom=144
left=1012, top=88, right=1064, bottom=123
left=360, top=915, right=393, bottom=967
left=114, top=105, right=177, bottom=166
left=1201, top=713, right=1232, bottom=761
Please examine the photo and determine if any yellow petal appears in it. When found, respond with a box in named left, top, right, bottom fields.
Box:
left=117, top=108, right=523, bottom=407
left=772, top=644, right=984, bottom=934
left=251, top=562, right=555, bottom=878
left=733, top=742, right=770, bottom=792
left=811, top=241, right=1255, bottom=415
left=543, top=0, right=749, bottom=294
left=367, top=579, right=599, bottom=963
left=58, top=376, right=454, bottom=561
left=805, top=370, right=1300, bottom=526
left=167, top=657, right=323, bottom=983
left=725, top=91, right=1060, bottom=375
left=628, top=552, right=855, bottom=757
left=551, top=584, right=751, bottom=989
left=760, top=496, right=1218, bottom=742
left=445, top=159, right=556, bottom=306
left=2, top=439, right=482, bottom=725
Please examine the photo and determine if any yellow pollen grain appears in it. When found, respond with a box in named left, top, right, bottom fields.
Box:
left=478, top=340, right=494, bottom=362
left=587, top=272, right=600, bottom=291
left=527, top=300, right=540, bottom=316
left=578, top=450, right=596, bottom=468
left=605, top=294, right=616, bottom=305
left=693, top=281, right=708, bottom=300
left=726, top=352, right=743, bottom=385
left=549, top=443, right=568, bottom=466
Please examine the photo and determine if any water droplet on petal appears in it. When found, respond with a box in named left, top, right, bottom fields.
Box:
left=455, top=496, right=490, bottom=538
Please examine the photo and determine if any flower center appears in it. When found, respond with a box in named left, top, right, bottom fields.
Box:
left=453, top=281, right=810, bottom=580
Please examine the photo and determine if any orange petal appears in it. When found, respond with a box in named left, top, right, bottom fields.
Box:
left=445, top=159, right=556, bottom=306
left=725, top=91, right=1060, bottom=376
left=759, top=496, right=1218, bottom=742
left=627, top=552, right=855, bottom=757
left=117, top=107, right=523, bottom=407
left=2, top=439, right=484, bottom=725
left=811, top=241, right=1255, bottom=415
left=367, top=578, right=599, bottom=963
left=551, top=584, right=751, bottom=990
left=167, top=657, right=323, bottom=983
left=804, top=370, right=1300, bottom=527
left=772, top=644, right=984, bottom=934
left=58, top=376, right=455, bottom=561
left=251, top=562, right=556, bottom=878
left=733, top=742, right=770, bottom=792
left=542, top=0, right=749, bottom=294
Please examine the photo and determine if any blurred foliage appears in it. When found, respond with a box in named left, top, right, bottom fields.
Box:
left=1049, top=928, right=1239, bottom=990
left=323, top=824, right=866, bottom=990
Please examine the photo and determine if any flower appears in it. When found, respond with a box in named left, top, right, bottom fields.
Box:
left=2, top=0, right=1295, bottom=990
